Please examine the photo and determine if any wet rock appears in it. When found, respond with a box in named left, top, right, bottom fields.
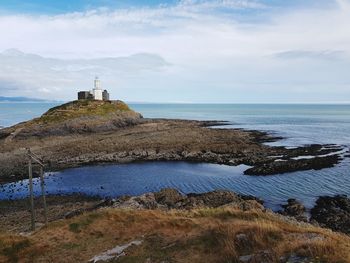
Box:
left=279, top=199, right=307, bottom=222
left=281, top=144, right=342, bottom=159
left=311, top=195, right=350, bottom=234
left=244, top=155, right=341, bottom=176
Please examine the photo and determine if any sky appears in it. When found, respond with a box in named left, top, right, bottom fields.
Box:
left=0, top=0, right=349, bottom=103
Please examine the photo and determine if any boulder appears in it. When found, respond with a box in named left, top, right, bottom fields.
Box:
left=279, top=199, right=307, bottom=222
left=310, top=195, right=350, bottom=234
left=113, top=193, right=162, bottom=210
left=154, top=188, right=185, bottom=208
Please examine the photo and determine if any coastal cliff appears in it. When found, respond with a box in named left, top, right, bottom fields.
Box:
left=0, top=100, right=346, bottom=183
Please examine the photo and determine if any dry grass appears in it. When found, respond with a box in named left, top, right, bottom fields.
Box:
left=30, top=100, right=132, bottom=124
left=0, top=208, right=350, bottom=263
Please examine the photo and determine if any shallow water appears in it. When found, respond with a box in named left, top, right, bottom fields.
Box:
left=0, top=103, right=350, bottom=210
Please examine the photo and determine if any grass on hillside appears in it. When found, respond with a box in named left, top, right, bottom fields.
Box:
left=34, top=100, right=132, bottom=124
left=1, top=207, right=350, bottom=263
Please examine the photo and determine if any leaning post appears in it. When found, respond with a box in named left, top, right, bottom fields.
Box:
left=39, top=166, right=48, bottom=224
left=27, top=148, right=35, bottom=231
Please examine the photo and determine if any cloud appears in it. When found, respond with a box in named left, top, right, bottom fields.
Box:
left=0, top=49, right=169, bottom=99
left=0, top=0, right=349, bottom=102
left=273, top=50, right=348, bottom=61
left=178, top=0, right=266, bottom=10
left=0, top=79, right=22, bottom=93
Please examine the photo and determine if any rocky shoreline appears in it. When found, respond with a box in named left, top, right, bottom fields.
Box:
left=0, top=100, right=347, bottom=183
left=1, top=188, right=349, bottom=236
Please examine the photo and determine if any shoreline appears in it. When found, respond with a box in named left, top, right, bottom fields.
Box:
left=1, top=189, right=349, bottom=236
left=0, top=117, right=346, bottom=185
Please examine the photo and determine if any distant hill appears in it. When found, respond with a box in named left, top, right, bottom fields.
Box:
left=0, top=96, right=56, bottom=102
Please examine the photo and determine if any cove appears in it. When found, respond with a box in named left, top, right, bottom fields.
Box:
left=1, top=161, right=350, bottom=211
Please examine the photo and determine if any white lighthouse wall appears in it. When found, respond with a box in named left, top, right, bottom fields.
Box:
left=93, top=89, right=103, bottom=100
left=94, top=79, right=101, bottom=90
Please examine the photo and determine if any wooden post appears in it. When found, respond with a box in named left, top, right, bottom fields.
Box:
left=40, top=166, right=48, bottom=224
left=28, top=150, right=35, bottom=231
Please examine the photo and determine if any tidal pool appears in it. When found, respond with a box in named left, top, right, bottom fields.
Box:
left=1, top=160, right=350, bottom=211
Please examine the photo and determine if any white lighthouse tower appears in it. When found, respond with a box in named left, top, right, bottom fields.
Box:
left=92, top=76, right=103, bottom=100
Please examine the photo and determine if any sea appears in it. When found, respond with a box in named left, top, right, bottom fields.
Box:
left=0, top=102, right=350, bottom=210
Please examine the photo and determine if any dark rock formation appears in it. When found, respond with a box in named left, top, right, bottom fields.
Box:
left=279, top=199, right=307, bottom=222
left=112, top=188, right=265, bottom=211
left=244, top=155, right=341, bottom=176
left=311, top=195, right=350, bottom=235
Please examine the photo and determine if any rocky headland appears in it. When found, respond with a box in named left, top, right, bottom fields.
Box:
left=0, top=100, right=346, bottom=183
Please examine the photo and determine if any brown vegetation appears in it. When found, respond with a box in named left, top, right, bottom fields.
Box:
left=38, top=100, right=132, bottom=124
left=1, top=207, right=349, bottom=263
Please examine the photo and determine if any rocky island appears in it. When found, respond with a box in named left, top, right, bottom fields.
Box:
left=0, top=100, right=345, bottom=183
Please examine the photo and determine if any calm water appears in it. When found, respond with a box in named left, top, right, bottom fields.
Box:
left=0, top=102, right=350, bottom=210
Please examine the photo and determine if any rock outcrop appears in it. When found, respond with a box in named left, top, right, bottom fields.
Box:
left=278, top=199, right=307, bottom=222
left=311, top=195, right=350, bottom=235
left=112, top=188, right=265, bottom=211
left=244, top=155, right=341, bottom=176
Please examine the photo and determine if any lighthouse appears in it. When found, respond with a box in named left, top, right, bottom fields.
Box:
left=92, top=77, right=103, bottom=100
left=77, top=77, right=110, bottom=101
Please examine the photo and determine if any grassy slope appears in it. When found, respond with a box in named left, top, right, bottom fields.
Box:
left=34, top=100, right=132, bottom=124
left=1, top=208, right=350, bottom=263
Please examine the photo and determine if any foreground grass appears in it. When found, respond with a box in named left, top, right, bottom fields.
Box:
left=0, top=208, right=350, bottom=263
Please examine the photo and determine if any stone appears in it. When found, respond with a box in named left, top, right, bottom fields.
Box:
left=154, top=188, right=185, bottom=208
left=239, top=254, right=252, bottom=263
left=311, top=195, right=350, bottom=234
left=187, top=190, right=241, bottom=208
left=279, top=199, right=307, bottom=222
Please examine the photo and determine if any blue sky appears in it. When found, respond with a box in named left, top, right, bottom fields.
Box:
left=0, top=0, right=349, bottom=103
left=0, top=0, right=336, bottom=14
left=0, top=0, right=179, bottom=14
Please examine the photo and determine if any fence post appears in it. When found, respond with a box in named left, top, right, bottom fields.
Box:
left=40, top=166, right=48, bottom=224
left=28, top=149, right=35, bottom=231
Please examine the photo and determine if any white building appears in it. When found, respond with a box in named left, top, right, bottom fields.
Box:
left=77, top=77, right=110, bottom=101
left=92, top=77, right=103, bottom=100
